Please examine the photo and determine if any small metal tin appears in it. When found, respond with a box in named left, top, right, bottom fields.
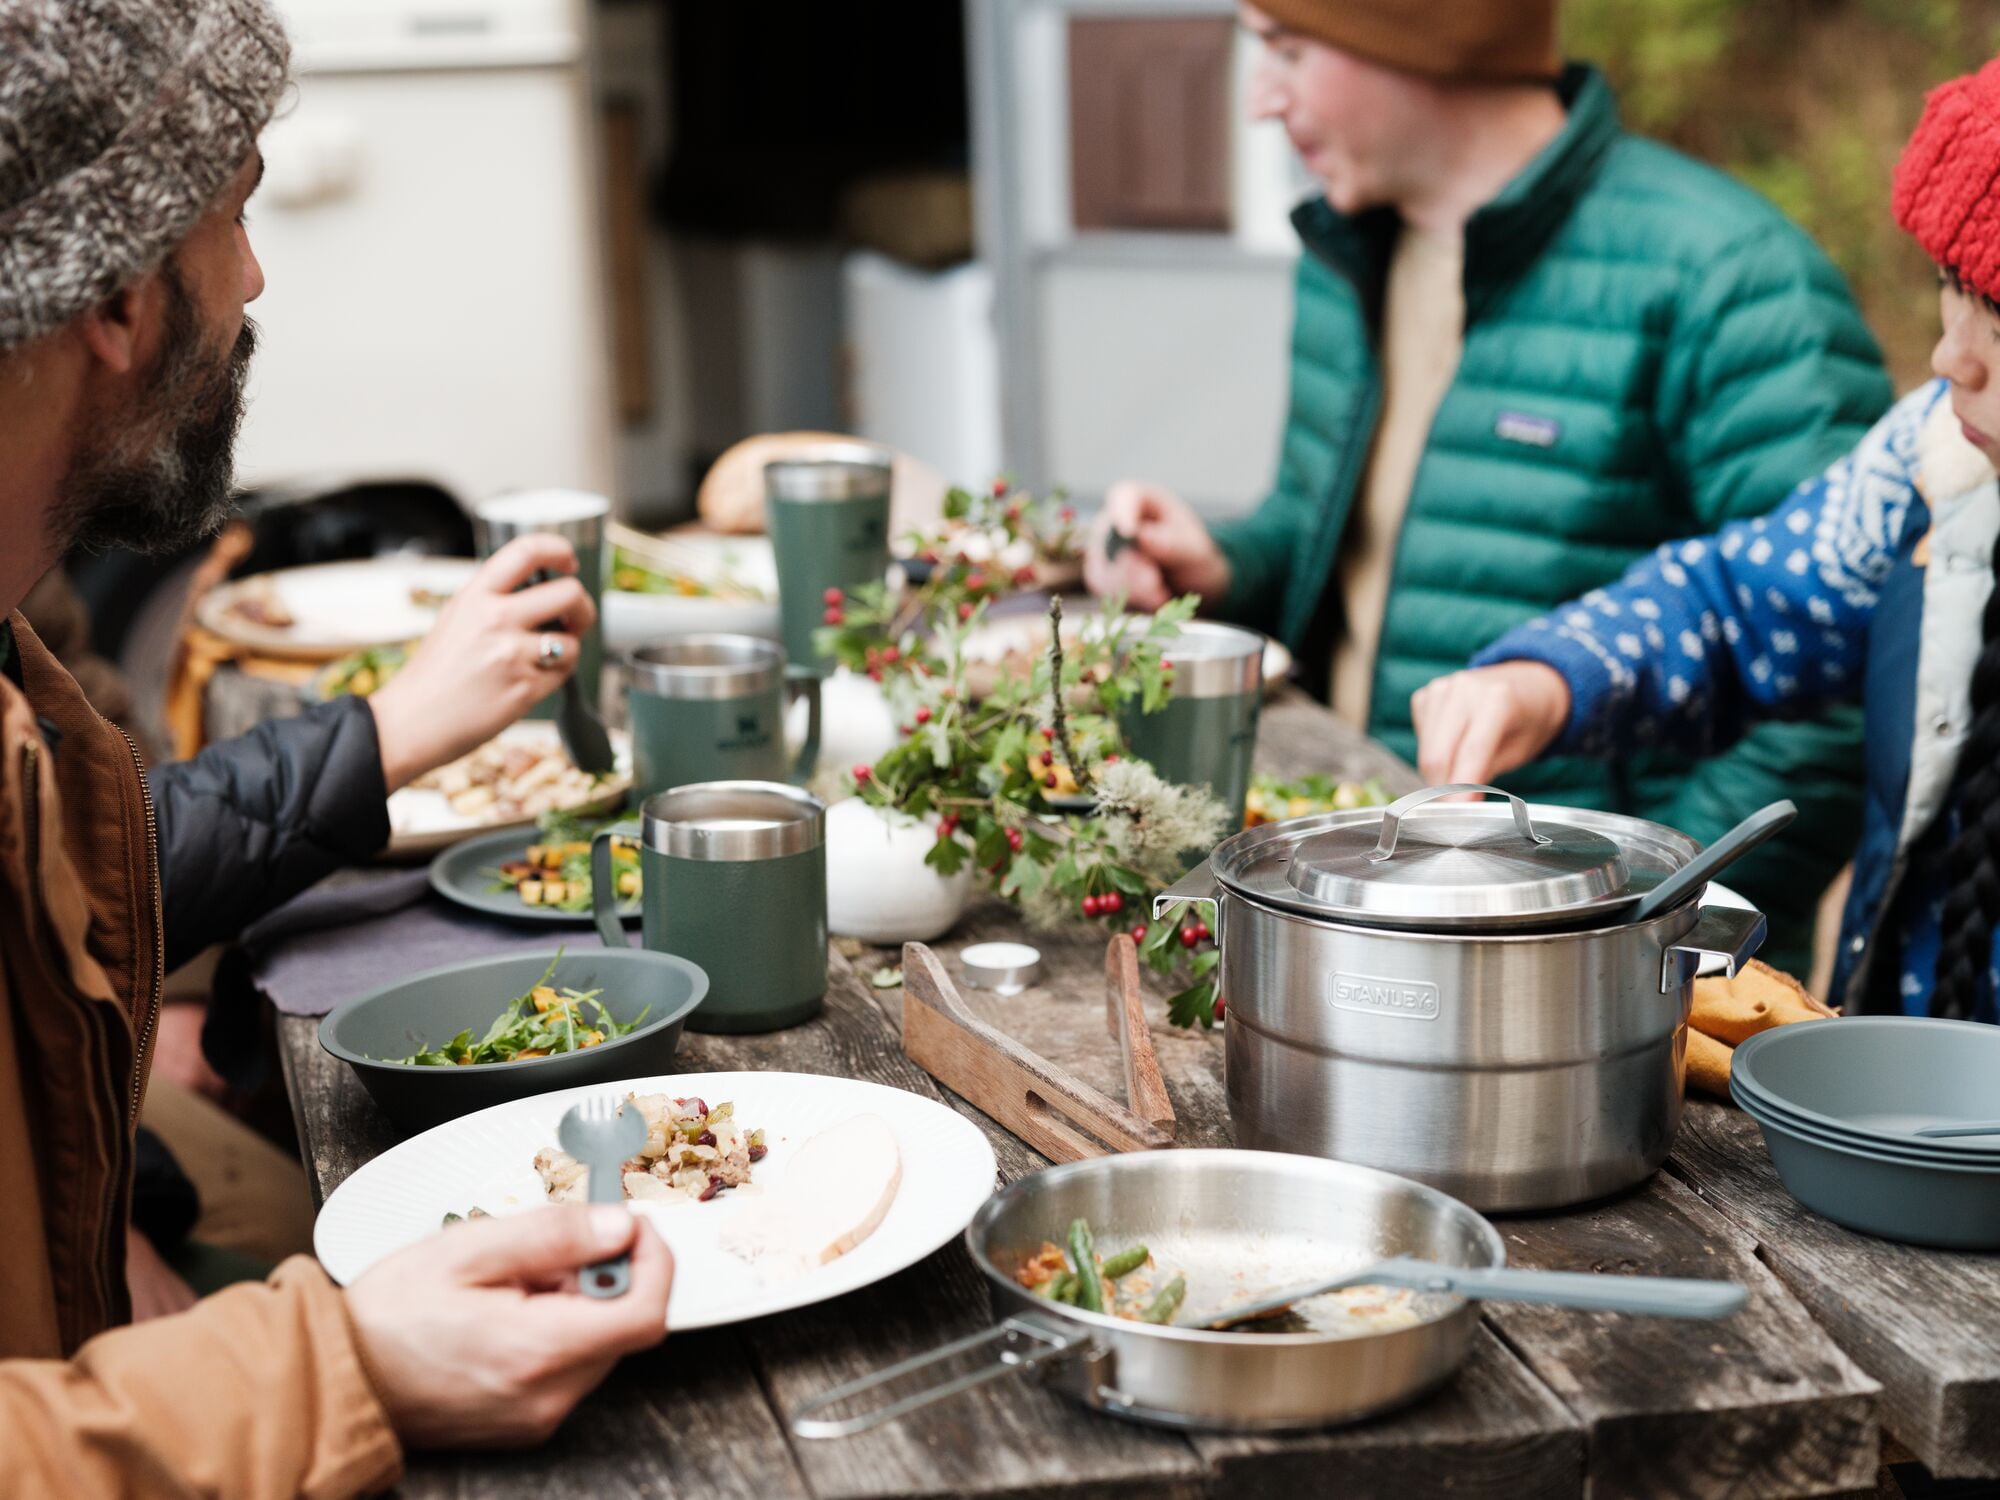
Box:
left=960, top=941, right=1043, bottom=996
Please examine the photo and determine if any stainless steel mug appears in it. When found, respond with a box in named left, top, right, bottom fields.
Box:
left=765, top=445, right=893, bottom=677
left=474, top=490, right=610, bottom=722
left=1120, top=620, right=1264, bottom=828
left=593, top=781, right=828, bottom=1033
left=626, top=635, right=821, bottom=799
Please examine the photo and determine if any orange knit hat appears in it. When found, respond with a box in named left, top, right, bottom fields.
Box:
left=1894, top=57, right=2000, bottom=303
left=1251, top=0, right=1561, bottom=84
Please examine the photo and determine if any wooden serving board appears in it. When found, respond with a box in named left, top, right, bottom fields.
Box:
left=900, top=942, right=1173, bottom=1162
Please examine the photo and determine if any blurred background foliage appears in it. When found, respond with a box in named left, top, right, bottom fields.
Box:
left=1568, top=0, right=2000, bottom=384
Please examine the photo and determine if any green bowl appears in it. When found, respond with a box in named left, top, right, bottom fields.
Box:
left=318, top=948, right=707, bottom=1134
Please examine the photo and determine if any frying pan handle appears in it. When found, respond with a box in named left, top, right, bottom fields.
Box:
left=1661, top=906, right=1767, bottom=992
left=790, top=1315, right=1093, bottom=1440
left=1370, top=784, right=1549, bottom=863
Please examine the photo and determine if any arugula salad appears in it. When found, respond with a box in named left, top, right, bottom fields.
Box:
left=386, top=953, right=649, bottom=1066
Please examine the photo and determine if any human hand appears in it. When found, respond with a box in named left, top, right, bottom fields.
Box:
left=368, top=535, right=597, bottom=791
left=1409, top=662, right=1572, bottom=788
left=1082, top=481, right=1231, bottom=610
left=125, top=1226, right=198, bottom=1322
left=345, top=1205, right=672, bottom=1449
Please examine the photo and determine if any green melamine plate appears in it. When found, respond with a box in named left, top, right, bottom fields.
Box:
left=428, top=826, right=640, bottom=926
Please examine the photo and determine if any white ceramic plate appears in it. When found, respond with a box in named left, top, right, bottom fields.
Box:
left=314, top=1071, right=998, bottom=1331
left=197, top=556, right=478, bottom=660
left=604, top=535, right=781, bottom=653
left=384, top=721, right=632, bottom=860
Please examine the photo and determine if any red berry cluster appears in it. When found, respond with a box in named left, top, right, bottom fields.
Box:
left=822, top=586, right=844, bottom=626
left=1079, top=890, right=1125, bottom=919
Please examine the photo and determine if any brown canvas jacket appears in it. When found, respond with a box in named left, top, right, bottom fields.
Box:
left=0, top=614, right=401, bottom=1497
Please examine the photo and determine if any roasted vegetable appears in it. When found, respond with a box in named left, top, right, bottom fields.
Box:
left=1100, top=1244, right=1149, bottom=1280
left=1140, top=1274, right=1187, bottom=1325
left=1067, top=1219, right=1104, bottom=1313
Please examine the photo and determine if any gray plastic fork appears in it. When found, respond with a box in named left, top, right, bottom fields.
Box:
left=556, top=1096, right=647, bottom=1297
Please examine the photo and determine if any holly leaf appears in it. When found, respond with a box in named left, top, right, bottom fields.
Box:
left=927, top=836, right=969, bottom=877
left=1166, top=978, right=1218, bottom=1029
left=1002, top=852, right=1045, bottom=898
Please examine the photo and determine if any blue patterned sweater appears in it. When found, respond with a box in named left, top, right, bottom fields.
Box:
left=1476, top=380, right=1996, bottom=1021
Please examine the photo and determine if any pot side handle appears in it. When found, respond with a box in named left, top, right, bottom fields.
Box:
left=790, top=1314, right=1092, bottom=1440
left=1152, top=859, right=1221, bottom=940
left=1661, top=905, right=1767, bottom=993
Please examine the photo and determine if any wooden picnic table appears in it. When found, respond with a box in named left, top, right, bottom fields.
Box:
left=272, top=691, right=2000, bottom=1499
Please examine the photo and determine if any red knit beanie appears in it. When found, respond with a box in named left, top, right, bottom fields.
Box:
left=1895, top=57, right=2000, bottom=303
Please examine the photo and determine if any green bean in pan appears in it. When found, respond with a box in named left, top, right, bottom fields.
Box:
left=1038, top=1271, right=1078, bottom=1303
left=1100, top=1244, right=1148, bottom=1280
left=1141, top=1275, right=1187, bottom=1325
left=1066, top=1219, right=1104, bottom=1313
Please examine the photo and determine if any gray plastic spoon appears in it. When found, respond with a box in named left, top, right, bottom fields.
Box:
left=556, top=1095, right=646, bottom=1297
left=1626, top=799, right=1798, bottom=924
left=1188, top=1255, right=1748, bottom=1330
left=1914, top=1121, right=2000, bottom=1139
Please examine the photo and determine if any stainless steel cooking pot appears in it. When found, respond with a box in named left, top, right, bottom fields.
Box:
left=791, top=1149, right=1504, bottom=1433
left=1157, top=784, right=1770, bottom=1211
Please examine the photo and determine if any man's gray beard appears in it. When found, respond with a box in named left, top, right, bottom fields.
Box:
left=53, top=262, right=257, bottom=559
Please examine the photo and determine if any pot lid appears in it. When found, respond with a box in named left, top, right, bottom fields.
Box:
left=1280, top=784, right=1633, bottom=927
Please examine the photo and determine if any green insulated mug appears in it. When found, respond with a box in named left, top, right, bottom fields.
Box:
left=626, top=635, right=821, bottom=800
left=765, top=444, right=892, bottom=677
left=593, top=781, right=827, bottom=1033
left=1120, top=620, right=1265, bottom=829
left=473, top=490, right=609, bottom=723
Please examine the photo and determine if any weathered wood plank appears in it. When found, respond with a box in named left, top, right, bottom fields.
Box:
left=1670, top=1101, right=2000, bottom=1480
left=1486, top=1171, right=1881, bottom=1499
left=1191, top=1327, right=1585, bottom=1500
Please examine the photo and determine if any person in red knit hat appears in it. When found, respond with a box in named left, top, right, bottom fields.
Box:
left=1414, top=57, right=2000, bottom=1023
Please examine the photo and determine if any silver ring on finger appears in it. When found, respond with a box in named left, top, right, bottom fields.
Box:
left=536, top=633, right=566, bottom=668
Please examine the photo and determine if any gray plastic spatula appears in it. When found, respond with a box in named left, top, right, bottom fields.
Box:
left=1626, top=799, right=1798, bottom=924
left=1188, top=1256, right=1748, bottom=1330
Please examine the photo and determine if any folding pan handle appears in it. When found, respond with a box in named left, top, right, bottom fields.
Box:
left=790, top=1315, right=1093, bottom=1440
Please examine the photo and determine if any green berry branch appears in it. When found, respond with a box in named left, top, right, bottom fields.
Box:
left=814, top=480, right=1231, bottom=1027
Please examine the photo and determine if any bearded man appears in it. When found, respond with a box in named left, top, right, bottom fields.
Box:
left=0, top=2, right=674, bottom=1492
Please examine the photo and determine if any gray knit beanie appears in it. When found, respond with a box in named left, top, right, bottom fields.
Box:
left=0, top=0, right=290, bottom=353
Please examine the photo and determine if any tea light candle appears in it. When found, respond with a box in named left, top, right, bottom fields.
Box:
left=960, top=942, right=1044, bottom=996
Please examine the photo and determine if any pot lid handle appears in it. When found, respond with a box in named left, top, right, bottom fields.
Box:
left=1371, top=784, right=1551, bottom=864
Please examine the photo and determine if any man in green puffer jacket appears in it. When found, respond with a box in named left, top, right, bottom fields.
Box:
left=1083, top=0, right=1892, bottom=974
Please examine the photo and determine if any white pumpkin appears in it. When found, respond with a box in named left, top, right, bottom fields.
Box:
left=824, top=799, right=972, bottom=943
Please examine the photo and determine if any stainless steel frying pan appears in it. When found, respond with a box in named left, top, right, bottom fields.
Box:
left=792, top=1149, right=1505, bottom=1433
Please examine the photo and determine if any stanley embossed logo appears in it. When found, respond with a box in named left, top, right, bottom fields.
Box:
left=1329, top=971, right=1441, bottom=1020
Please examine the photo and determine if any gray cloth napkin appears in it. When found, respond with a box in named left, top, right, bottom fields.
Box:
left=235, top=867, right=615, bottom=1017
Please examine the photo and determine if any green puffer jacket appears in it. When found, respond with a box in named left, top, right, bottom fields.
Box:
left=1209, top=65, right=1893, bottom=974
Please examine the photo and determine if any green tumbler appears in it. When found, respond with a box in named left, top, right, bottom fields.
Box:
left=1119, top=620, right=1265, bottom=830
left=594, top=781, right=827, bottom=1034
left=626, top=635, right=820, bottom=800
left=765, top=445, right=893, bottom=677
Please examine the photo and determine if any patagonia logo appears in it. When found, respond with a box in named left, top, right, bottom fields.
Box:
left=1494, top=410, right=1560, bottom=448
left=1329, top=971, right=1440, bottom=1021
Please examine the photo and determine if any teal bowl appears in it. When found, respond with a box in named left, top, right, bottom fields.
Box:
left=1733, top=1084, right=2000, bottom=1250
left=319, top=948, right=707, bottom=1134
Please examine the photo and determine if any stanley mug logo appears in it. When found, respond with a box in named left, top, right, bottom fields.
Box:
left=1329, top=971, right=1441, bottom=1020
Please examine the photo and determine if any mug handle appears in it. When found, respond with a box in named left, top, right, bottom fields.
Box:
left=591, top=821, right=642, bottom=950
left=785, top=664, right=822, bottom=782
